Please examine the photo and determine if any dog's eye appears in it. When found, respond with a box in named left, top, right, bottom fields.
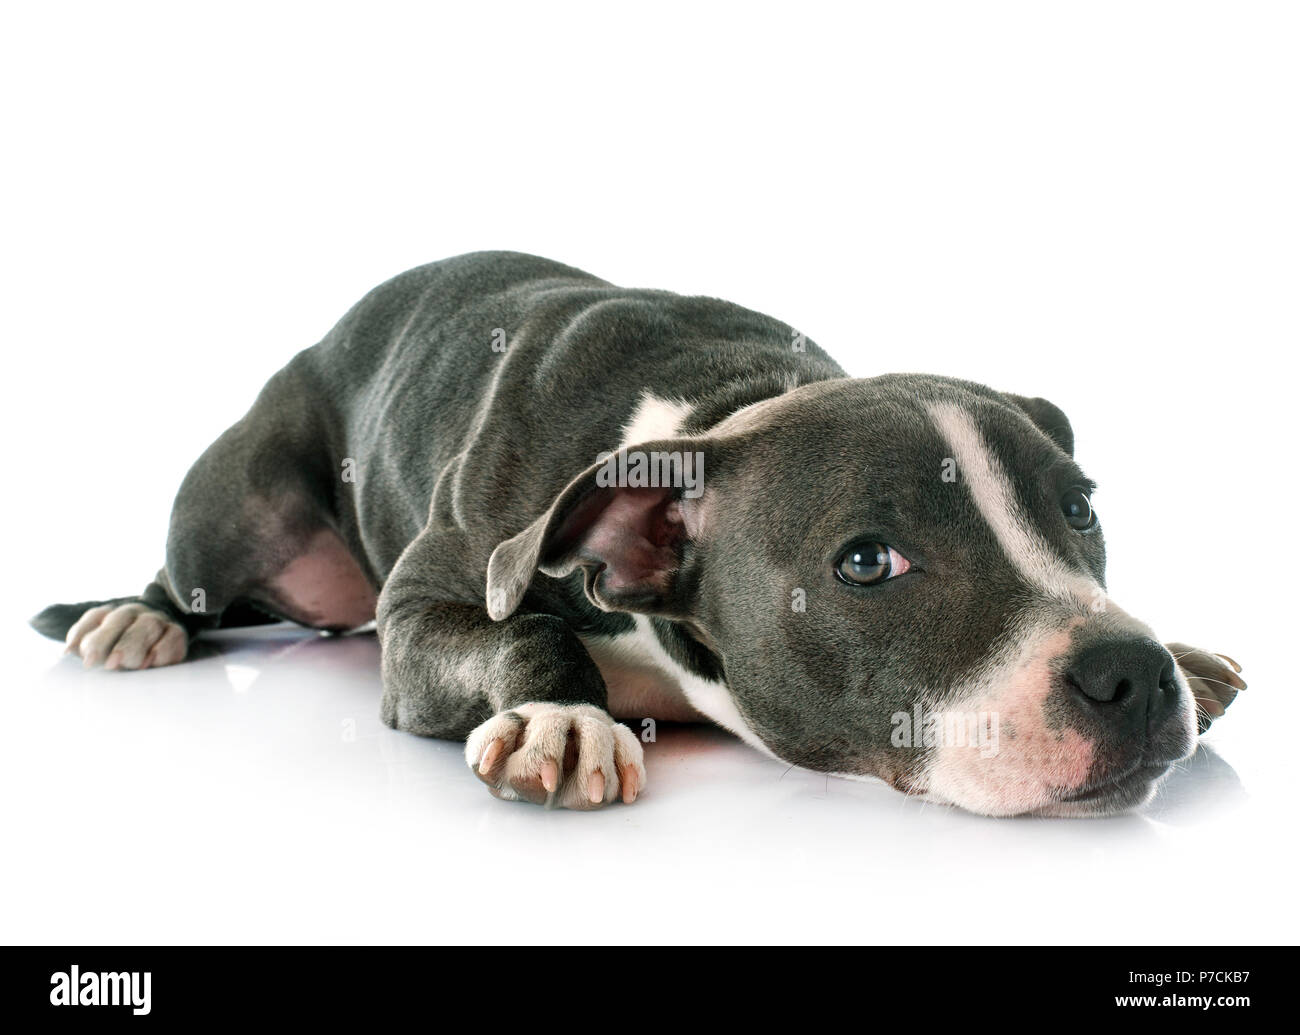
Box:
left=835, top=543, right=912, bottom=586
left=1061, top=488, right=1095, bottom=530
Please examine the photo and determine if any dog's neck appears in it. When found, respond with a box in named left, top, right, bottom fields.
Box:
left=684, top=367, right=844, bottom=435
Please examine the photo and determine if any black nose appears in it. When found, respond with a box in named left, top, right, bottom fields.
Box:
left=1066, top=637, right=1180, bottom=727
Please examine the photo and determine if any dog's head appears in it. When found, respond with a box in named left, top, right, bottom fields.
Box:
left=488, top=375, right=1202, bottom=817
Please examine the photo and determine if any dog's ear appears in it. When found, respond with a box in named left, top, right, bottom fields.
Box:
left=486, top=440, right=711, bottom=620
left=1002, top=393, right=1074, bottom=456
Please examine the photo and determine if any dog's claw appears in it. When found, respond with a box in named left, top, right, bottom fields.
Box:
left=618, top=762, right=639, bottom=803
left=463, top=703, right=646, bottom=810
left=478, top=738, right=505, bottom=775
left=1166, top=641, right=1246, bottom=733
left=1215, top=653, right=1243, bottom=674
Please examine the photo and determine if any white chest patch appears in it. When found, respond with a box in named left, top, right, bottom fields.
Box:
left=620, top=392, right=693, bottom=446
left=592, top=391, right=777, bottom=756
left=580, top=616, right=778, bottom=759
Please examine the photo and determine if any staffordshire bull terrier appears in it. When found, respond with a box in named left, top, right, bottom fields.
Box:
left=31, top=251, right=1244, bottom=816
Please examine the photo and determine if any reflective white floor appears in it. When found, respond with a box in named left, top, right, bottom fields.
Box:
left=3, top=620, right=1293, bottom=945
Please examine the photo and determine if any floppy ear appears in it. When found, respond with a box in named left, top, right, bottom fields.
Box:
left=1003, top=393, right=1074, bottom=456
left=485, top=440, right=711, bottom=620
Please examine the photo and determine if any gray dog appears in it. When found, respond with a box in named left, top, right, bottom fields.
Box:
left=32, top=252, right=1244, bottom=816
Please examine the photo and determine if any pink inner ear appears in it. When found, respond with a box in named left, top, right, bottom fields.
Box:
left=567, top=487, right=686, bottom=599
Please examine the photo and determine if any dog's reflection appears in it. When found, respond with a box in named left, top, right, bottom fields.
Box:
left=1141, top=741, right=1246, bottom=824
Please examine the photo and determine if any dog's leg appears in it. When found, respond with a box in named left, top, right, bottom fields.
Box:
left=33, top=358, right=372, bottom=669
left=377, top=533, right=646, bottom=808
left=1166, top=642, right=1246, bottom=732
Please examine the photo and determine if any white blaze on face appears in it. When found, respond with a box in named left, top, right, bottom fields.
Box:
left=920, top=401, right=1180, bottom=815
left=926, top=401, right=1102, bottom=610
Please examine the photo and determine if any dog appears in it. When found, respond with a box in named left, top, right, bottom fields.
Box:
left=31, top=251, right=1244, bottom=816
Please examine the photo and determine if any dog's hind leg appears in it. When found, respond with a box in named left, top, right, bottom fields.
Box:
left=40, top=588, right=195, bottom=671
left=31, top=354, right=378, bottom=669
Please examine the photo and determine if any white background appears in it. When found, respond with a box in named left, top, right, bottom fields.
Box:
left=1, top=2, right=1296, bottom=944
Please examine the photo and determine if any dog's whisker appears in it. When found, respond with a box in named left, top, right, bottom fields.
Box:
left=1188, top=675, right=1243, bottom=691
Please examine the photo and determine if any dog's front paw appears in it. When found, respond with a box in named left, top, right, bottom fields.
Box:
left=1166, top=642, right=1246, bottom=733
left=65, top=602, right=188, bottom=670
left=465, top=703, right=645, bottom=809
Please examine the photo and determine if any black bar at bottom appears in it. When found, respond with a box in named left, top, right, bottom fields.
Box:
left=0, top=945, right=1282, bottom=1024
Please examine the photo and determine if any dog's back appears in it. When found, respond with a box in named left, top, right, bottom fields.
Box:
left=299, top=250, right=841, bottom=571
left=32, top=251, right=841, bottom=646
